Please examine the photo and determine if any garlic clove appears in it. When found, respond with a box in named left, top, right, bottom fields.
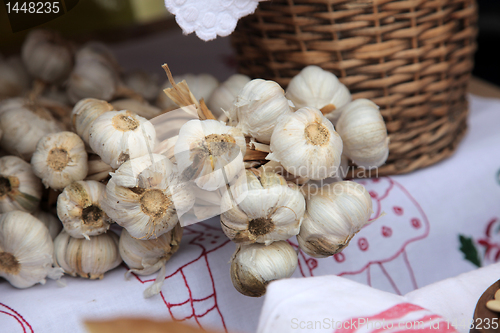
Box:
left=31, top=131, right=88, bottom=190
left=71, top=98, right=114, bottom=148
left=335, top=99, right=389, bottom=169
left=54, top=230, right=121, bottom=279
left=230, top=241, right=298, bottom=297
left=207, top=74, right=251, bottom=119
left=157, top=73, right=219, bottom=110
left=32, top=210, right=62, bottom=240
left=0, top=211, right=63, bottom=288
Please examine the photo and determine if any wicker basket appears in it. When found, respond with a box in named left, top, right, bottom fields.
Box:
left=232, top=0, right=478, bottom=177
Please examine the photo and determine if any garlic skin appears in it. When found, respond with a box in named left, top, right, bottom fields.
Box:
left=175, top=119, right=246, bottom=191
left=267, top=107, right=343, bottom=180
left=297, top=181, right=373, bottom=258
left=286, top=66, right=351, bottom=125
left=207, top=74, right=251, bottom=119
left=157, top=73, right=219, bottom=110
left=101, top=154, right=194, bottom=240
left=21, top=29, right=73, bottom=84
left=89, top=110, right=156, bottom=169
left=119, top=224, right=182, bottom=298
left=31, top=131, right=88, bottom=190
left=335, top=99, right=389, bottom=169
left=230, top=241, right=298, bottom=297
left=54, top=230, right=121, bottom=279
left=230, top=79, right=293, bottom=144
left=57, top=180, right=111, bottom=240
left=124, top=71, right=160, bottom=102
left=111, top=99, right=162, bottom=120
left=32, top=210, right=62, bottom=240
left=0, top=156, right=42, bottom=213
left=220, top=170, right=305, bottom=245
left=0, top=99, right=63, bottom=160
left=0, top=211, right=63, bottom=288
left=0, top=56, right=31, bottom=99
left=71, top=98, right=114, bottom=148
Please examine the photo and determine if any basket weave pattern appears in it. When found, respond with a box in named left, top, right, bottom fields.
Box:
left=232, top=0, right=478, bottom=177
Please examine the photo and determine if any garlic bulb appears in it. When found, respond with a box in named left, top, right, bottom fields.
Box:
left=89, top=110, right=156, bottom=169
left=32, top=210, right=62, bottom=240
left=0, top=56, right=31, bottom=98
left=207, top=74, right=250, bottom=119
left=66, top=43, right=120, bottom=104
left=119, top=224, right=182, bottom=298
left=31, top=131, right=88, bottom=190
left=124, top=71, right=160, bottom=102
left=0, top=156, right=42, bottom=213
left=157, top=73, right=219, bottom=110
left=267, top=107, right=343, bottom=180
left=335, top=99, right=389, bottom=169
left=111, top=99, right=162, bottom=120
left=101, top=154, right=194, bottom=240
left=220, top=170, right=305, bottom=245
left=71, top=98, right=114, bottom=147
left=21, top=29, right=73, bottom=84
left=0, top=99, right=63, bottom=160
left=230, top=79, right=293, bottom=144
left=0, top=211, right=63, bottom=288
left=230, top=241, right=298, bottom=297
left=54, top=230, right=121, bottom=279
left=175, top=119, right=246, bottom=191
left=57, top=180, right=111, bottom=239
left=297, top=181, right=373, bottom=258
left=286, top=66, right=351, bottom=125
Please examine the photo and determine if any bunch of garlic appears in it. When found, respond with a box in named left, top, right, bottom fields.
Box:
left=220, top=169, right=305, bottom=245
left=0, top=56, right=31, bottom=99
left=157, top=73, right=219, bottom=110
left=0, top=155, right=42, bottom=213
left=207, top=74, right=250, bottom=119
left=230, top=241, right=298, bottom=297
left=0, top=211, right=63, bottom=288
left=21, top=29, right=74, bottom=84
left=54, top=230, right=121, bottom=279
left=119, top=224, right=182, bottom=298
left=297, top=181, right=373, bottom=258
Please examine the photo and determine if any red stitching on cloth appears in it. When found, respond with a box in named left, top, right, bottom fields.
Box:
left=0, top=303, right=33, bottom=333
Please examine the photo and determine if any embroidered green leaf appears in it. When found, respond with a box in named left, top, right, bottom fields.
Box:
left=459, top=235, right=482, bottom=267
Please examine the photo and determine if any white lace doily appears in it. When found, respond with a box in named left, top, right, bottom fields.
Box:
left=164, top=0, right=267, bottom=41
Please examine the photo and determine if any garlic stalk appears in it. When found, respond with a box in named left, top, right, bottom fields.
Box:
left=0, top=56, right=31, bottom=99
left=335, top=99, right=389, bottom=169
left=71, top=98, right=114, bottom=148
left=230, top=241, right=298, bottom=297
left=207, top=74, right=250, bottom=119
left=101, top=154, right=194, bottom=240
left=32, top=210, right=62, bottom=240
left=54, top=230, right=121, bottom=279
left=267, top=107, right=343, bottom=180
left=0, top=155, right=42, bottom=213
left=89, top=110, right=156, bottom=169
left=31, top=131, right=88, bottom=190
left=297, top=181, right=373, bottom=258
left=57, top=180, right=111, bottom=240
left=157, top=73, right=219, bottom=110
left=0, top=211, right=63, bottom=288
left=21, top=29, right=74, bottom=84
left=220, top=169, right=305, bottom=245
left=85, top=154, right=113, bottom=182
left=119, top=224, right=182, bottom=298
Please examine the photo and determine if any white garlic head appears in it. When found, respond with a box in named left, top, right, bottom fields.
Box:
left=31, top=131, right=88, bottom=190
left=221, top=170, right=305, bottom=245
left=336, top=99, right=389, bottom=169
left=230, top=241, right=298, bottom=297
left=111, top=99, right=162, bottom=120
left=101, top=154, right=194, bottom=240
left=175, top=119, right=246, bottom=191
left=32, top=210, right=62, bottom=240
left=0, top=211, right=63, bottom=288
left=286, top=65, right=351, bottom=125
left=207, top=74, right=251, bottom=118
left=57, top=180, right=111, bottom=240
left=124, top=71, right=160, bottom=102
left=230, top=79, right=293, bottom=144
left=119, top=224, right=182, bottom=298
left=89, top=110, right=156, bottom=169
left=21, top=29, right=73, bottom=83
left=267, top=107, right=343, bottom=180
left=297, top=181, right=373, bottom=258
left=71, top=98, right=114, bottom=147
left=0, top=155, right=42, bottom=213
left=54, top=230, right=121, bottom=279
left=157, top=73, right=219, bottom=110
left=0, top=99, right=63, bottom=160
left=0, top=56, right=31, bottom=99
